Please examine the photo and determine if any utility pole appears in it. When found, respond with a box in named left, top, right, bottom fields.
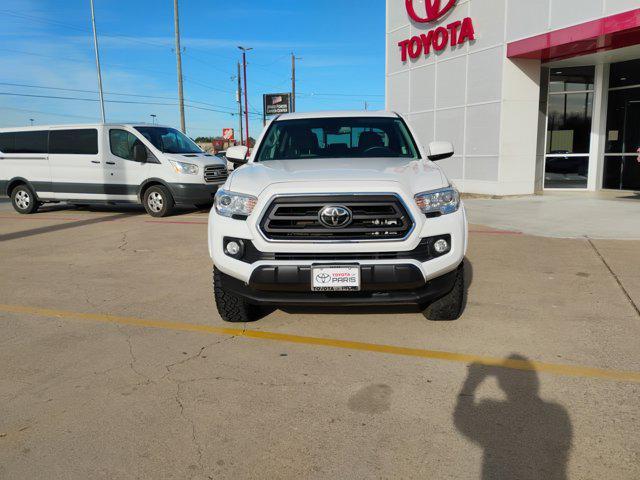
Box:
left=364, top=101, right=368, bottom=111
left=89, top=0, right=106, bottom=123
left=238, top=46, right=252, bottom=146
left=291, top=53, right=301, bottom=112
left=291, top=53, right=296, bottom=112
left=236, top=62, right=244, bottom=145
left=173, top=0, right=186, bottom=133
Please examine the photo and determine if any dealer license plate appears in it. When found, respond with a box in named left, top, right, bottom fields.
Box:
left=311, top=265, right=361, bottom=292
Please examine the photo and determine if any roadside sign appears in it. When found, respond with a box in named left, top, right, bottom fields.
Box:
left=222, top=128, right=234, bottom=141
left=263, top=93, right=291, bottom=116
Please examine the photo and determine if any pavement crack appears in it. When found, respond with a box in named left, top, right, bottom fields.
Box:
left=117, top=326, right=153, bottom=386
left=172, top=380, right=204, bottom=471
left=587, top=238, right=640, bottom=318
left=118, top=232, right=129, bottom=252
left=162, top=337, right=236, bottom=378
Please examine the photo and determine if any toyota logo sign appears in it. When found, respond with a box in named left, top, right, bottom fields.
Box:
left=406, top=0, right=457, bottom=23
left=318, top=206, right=353, bottom=229
left=398, top=0, right=475, bottom=62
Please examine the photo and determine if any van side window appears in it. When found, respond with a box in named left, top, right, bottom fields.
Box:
left=49, top=129, right=98, bottom=155
left=109, top=129, right=142, bottom=161
left=0, top=131, right=48, bottom=154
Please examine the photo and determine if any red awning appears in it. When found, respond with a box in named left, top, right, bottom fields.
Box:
left=507, top=9, right=640, bottom=62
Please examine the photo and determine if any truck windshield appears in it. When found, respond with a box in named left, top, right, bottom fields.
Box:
left=256, top=117, right=420, bottom=161
left=134, top=127, right=202, bottom=154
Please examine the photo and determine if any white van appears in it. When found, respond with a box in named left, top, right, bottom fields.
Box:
left=0, top=124, right=228, bottom=217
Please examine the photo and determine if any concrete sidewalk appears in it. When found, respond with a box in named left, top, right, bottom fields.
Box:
left=464, top=191, right=640, bottom=240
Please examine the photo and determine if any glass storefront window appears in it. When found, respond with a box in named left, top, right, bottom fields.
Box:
left=546, top=93, right=594, bottom=154
left=545, top=67, right=595, bottom=189
left=545, top=156, right=589, bottom=189
left=603, top=60, right=640, bottom=191
left=549, top=66, right=595, bottom=93
left=603, top=156, right=640, bottom=190
left=609, top=59, right=640, bottom=89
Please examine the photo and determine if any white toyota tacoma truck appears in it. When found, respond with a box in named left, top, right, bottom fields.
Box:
left=208, top=111, right=467, bottom=322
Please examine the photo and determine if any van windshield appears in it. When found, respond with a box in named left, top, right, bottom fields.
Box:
left=255, top=117, right=420, bottom=161
left=134, top=127, right=202, bottom=154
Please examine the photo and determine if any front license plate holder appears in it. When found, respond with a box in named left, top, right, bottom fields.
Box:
left=311, top=265, right=361, bottom=292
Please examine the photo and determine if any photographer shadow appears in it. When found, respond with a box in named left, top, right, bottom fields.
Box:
left=454, top=355, right=572, bottom=480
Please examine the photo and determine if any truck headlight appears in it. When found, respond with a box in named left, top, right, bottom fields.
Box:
left=414, top=187, right=460, bottom=215
left=169, top=160, right=199, bottom=175
left=214, top=189, right=257, bottom=218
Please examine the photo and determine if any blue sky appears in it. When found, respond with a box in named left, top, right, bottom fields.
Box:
left=0, top=0, right=386, bottom=139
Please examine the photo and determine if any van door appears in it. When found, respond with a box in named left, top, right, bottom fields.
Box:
left=103, top=128, right=149, bottom=202
left=48, top=128, right=103, bottom=201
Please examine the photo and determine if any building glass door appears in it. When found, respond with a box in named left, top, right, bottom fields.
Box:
left=544, top=67, right=595, bottom=189
left=604, top=59, right=640, bottom=191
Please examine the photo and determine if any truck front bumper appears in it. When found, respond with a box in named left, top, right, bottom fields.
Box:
left=168, top=182, right=221, bottom=206
left=216, top=264, right=460, bottom=307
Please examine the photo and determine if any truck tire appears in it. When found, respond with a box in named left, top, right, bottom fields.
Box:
left=423, top=264, right=465, bottom=321
left=11, top=183, right=40, bottom=214
left=213, top=267, right=261, bottom=323
left=143, top=185, right=175, bottom=217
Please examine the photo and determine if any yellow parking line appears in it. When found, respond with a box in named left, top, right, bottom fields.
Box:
left=1, top=303, right=640, bottom=384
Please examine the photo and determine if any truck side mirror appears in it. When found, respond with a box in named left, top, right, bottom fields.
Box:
left=133, top=144, right=148, bottom=163
left=428, top=141, right=454, bottom=161
left=225, top=145, right=249, bottom=165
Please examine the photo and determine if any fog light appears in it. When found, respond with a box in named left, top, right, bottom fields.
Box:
left=434, top=238, right=450, bottom=254
left=225, top=239, right=244, bottom=258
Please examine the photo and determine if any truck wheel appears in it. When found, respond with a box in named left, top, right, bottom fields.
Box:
left=11, top=184, right=40, bottom=214
left=143, top=185, right=175, bottom=217
left=213, top=267, right=261, bottom=323
left=423, top=264, right=465, bottom=321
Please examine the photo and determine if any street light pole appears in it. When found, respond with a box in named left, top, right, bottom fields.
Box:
left=89, top=0, right=106, bottom=123
left=150, top=114, right=157, bottom=124
left=173, top=0, right=186, bottom=133
left=238, top=46, right=252, bottom=146
left=236, top=62, right=244, bottom=146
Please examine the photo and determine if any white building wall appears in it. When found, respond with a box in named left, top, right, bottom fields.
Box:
left=386, top=0, right=640, bottom=195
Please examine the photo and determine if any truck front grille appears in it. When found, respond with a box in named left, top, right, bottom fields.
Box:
left=204, top=165, right=228, bottom=183
left=259, top=195, right=414, bottom=241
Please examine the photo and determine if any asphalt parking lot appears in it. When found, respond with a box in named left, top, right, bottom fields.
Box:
left=1, top=199, right=639, bottom=479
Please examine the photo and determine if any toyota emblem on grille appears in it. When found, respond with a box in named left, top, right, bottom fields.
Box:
left=318, top=205, right=353, bottom=228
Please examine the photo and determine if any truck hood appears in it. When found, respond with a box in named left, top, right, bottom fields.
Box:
left=227, top=158, right=448, bottom=195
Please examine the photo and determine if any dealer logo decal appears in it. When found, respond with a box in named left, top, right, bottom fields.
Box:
left=406, top=0, right=457, bottom=23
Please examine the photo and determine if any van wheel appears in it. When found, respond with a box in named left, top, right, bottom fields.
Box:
left=143, top=185, right=174, bottom=217
left=423, top=264, right=465, bottom=321
left=11, top=184, right=40, bottom=214
left=213, top=267, right=262, bottom=323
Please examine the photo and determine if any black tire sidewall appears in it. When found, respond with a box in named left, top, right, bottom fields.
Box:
left=143, top=185, right=174, bottom=217
left=11, top=184, right=38, bottom=214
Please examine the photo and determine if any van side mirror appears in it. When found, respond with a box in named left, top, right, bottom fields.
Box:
left=427, top=141, right=454, bottom=161
left=133, top=144, right=148, bottom=163
left=225, top=145, right=249, bottom=165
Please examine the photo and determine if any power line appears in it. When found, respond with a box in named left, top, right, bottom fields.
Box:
left=0, top=82, right=262, bottom=115
left=0, top=91, right=264, bottom=118
left=0, top=47, right=235, bottom=95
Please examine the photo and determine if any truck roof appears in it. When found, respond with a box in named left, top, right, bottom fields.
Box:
left=275, top=110, right=399, bottom=121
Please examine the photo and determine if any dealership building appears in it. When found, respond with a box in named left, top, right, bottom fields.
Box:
left=386, top=0, right=640, bottom=194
